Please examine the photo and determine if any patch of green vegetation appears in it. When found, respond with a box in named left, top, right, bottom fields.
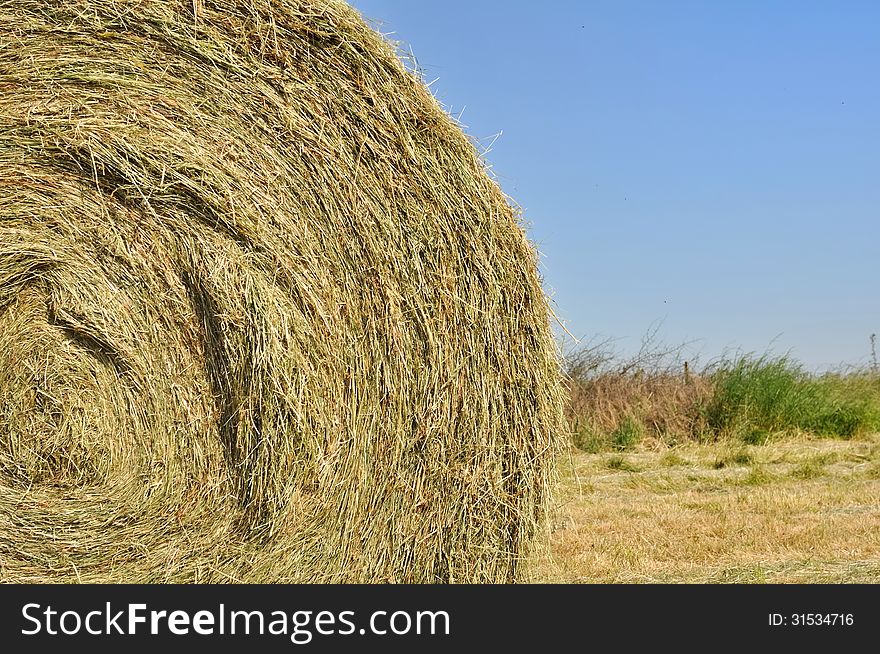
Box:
left=572, top=425, right=609, bottom=454
left=713, top=448, right=753, bottom=469
left=572, top=415, right=646, bottom=453
left=790, top=460, right=825, bottom=480
left=659, top=451, right=687, bottom=467
left=811, top=373, right=880, bottom=437
left=606, top=455, right=641, bottom=472
left=611, top=415, right=644, bottom=451
left=741, top=428, right=773, bottom=445
left=704, top=355, right=880, bottom=442
left=738, top=465, right=772, bottom=486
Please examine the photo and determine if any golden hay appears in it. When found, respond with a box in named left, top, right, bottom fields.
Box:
left=0, top=0, right=564, bottom=582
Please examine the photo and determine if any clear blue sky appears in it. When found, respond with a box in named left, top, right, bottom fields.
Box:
left=349, top=0, right=879, bottom=369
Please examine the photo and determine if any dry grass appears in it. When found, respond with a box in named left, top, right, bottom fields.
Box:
left=529, top=433, right=880, bottom=583
left=568, top=370, right=712, bottom=447
left=565, top=340, right=880, bottom=450
left=0, top=0, right=564, bottom=583
left=564, top=335, right=712, bottom=449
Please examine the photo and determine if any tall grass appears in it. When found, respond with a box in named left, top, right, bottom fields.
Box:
left=565, top=343, right=880, bottom=451
left=706, top=355, right=880, bottom=442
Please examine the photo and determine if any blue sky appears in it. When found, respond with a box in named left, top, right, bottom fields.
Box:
left=349, top=1, right=879, bottom=369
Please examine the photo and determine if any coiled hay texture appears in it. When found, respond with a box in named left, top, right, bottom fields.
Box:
left=0, top=0, right=564, bottom=582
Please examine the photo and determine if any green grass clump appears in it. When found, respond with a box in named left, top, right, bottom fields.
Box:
left=739, top=465, right=773, bottom=486
left=611, top=415, right=644, bottom=451
left=790, top=461, right=825, bottom=480
left=572, top=415, right=645, bottom=453
left=713, top=448, right=753, bottom=469
left=659, top=451, right=687, bottom=467
left=572, top=425, right=608, bottom=454
left=810, top=373, right=880, bottom=437
left=606, top=455, right=641, bottom=472
left=704, top=355, right=880, bottom=441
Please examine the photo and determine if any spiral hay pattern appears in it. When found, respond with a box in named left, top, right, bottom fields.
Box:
left=0, top=0, right=564, bottom=582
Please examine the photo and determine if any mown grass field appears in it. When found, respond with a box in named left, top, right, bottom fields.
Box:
left=530, top=347, right=880, bottom=583
left=530, top=433, right=880, bottom=582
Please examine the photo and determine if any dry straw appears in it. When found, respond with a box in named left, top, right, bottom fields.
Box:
left=0, top=0, right=564, bottom=582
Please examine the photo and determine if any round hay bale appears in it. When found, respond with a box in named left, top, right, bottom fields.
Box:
left=0, top=0, right=564, bottom=583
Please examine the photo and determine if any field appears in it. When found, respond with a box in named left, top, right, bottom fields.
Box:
left=529, top=344, right=880, bottom=583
